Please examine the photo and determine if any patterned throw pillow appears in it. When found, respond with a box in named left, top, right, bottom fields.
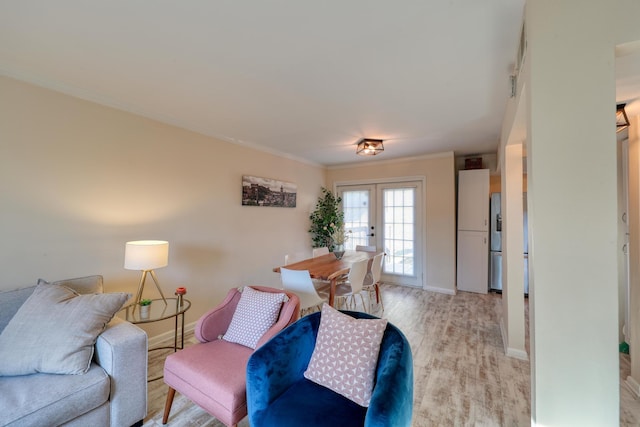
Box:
left=223, top=287, right=287, bottom=349
left=304, top=304, right=388, bottom=407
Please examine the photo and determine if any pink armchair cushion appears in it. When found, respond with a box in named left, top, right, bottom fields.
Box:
left=223, top=287, right=287, bottom=349
left=164, top=340, right=253, bottom=426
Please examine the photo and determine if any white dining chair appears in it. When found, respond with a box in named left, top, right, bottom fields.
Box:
left=280, top=268, right=328, bottom=316
left=364, top=252, right=385, bottom=312
left=334, top=259, right=369, bottom=312
left=312, top=247, right=330, bottom=258
left=287, top=251, right=330, bottom=292
left=284, top=251, right=308, bottom=265
left=355, top=245, right=377, bottom=252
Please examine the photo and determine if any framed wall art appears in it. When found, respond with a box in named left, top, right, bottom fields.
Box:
left=242, top=175, right=297, bottom=208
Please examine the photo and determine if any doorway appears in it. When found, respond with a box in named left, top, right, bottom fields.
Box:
left=337, top=179, right=424, bottom=287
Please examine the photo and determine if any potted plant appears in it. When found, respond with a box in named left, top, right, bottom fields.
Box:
left=309, top=187, right=344, bottom=251
left=139, top=298, right=152, bottom=318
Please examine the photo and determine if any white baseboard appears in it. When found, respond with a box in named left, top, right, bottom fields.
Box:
left=148, top=321, right=197, bottom=349
left=424, top=285, right=456, bottom=295
left=506, top=347, right=529, bottom=360
left=500, top=318, right=529, bottom=360
left=626, top=375, right=640, bottom=398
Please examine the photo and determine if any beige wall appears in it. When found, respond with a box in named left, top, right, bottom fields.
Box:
left=0, top=76, right=326, bottom=338
left=326, top=152, right=457, bottom=294
left=489, top=174, right=527, bottom=194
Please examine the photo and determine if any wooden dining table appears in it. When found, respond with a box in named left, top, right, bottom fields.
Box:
left=273, top=250, right=377, bottom=307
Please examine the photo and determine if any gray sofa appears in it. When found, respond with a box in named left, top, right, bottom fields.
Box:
left=0, top=276, right=148, bottom=427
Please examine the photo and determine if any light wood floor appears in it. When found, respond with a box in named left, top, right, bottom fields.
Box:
left=142, top=284, right=640, bottom=426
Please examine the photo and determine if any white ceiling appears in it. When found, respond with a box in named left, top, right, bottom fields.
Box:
left=3, top=1, right=634, bottom=166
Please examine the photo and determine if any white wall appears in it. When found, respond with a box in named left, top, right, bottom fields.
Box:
left=627, top=116, right=640, bottom=392
left=526, top=1, right=619, bottom=424
left=0, top=75, right=326, bottom=337
left=326, top=152, right=457, bottom=294
left=616, top=0, right=640, bottom=400
left=501, top=143, right=526, bottom=359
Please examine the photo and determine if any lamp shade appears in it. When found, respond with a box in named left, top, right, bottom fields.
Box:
left=124, top=240, right=169, bottom=270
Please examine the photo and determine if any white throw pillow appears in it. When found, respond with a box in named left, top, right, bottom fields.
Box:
left=223, top=287, right=286, bottom=349
left=0, top=283, right=129, bottom=376
left=304, top=304, right=388, bottom=407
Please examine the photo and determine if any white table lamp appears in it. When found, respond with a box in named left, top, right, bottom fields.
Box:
left=125, top=240, right=169, bottom=305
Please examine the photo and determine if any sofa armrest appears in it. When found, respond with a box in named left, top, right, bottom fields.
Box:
left=95, top=317, right=148, bottom=427
left=247, top=314, right=319, bottom=419
left=365, top=325, right=414, bottom=427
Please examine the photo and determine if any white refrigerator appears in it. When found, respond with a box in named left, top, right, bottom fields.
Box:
left=488, top=192, right=529, bottom=294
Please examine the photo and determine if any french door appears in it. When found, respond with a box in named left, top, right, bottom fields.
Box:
left=337, top=180, right=423, bottom=287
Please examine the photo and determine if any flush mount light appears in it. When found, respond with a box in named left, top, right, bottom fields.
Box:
left=617, top=103, right=630, bottom=133
left=356, top=138, right=384, bottom=156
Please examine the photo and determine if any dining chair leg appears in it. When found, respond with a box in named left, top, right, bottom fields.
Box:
left=359, top=294, right=368, bottom=313
left=163, top=387, right=176, bottom=424
left=376, top=283, right=384, bottom=312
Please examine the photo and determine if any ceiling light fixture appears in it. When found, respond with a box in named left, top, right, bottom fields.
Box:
left=356, top=138, right=384, bottom=156
left=617, top=103, right=630, bottom=133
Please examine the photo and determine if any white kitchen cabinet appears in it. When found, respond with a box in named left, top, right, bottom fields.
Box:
left=457, top=230, right=489, bottom=293
left=457, top=169, right=489, bottom=293
left=457, top=169, right=489, bottom=232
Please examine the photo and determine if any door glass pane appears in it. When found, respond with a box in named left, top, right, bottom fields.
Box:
left=383, top=188, right=415, bottom=276
left=342, top=190, right=370, bottom=250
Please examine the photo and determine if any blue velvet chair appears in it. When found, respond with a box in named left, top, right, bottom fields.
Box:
left=246, top=311, right=413, bottom=427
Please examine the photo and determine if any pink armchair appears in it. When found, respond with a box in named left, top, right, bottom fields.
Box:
left=162, top=286, right=300, bottom=427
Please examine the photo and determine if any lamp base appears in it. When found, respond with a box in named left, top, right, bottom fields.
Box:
left=134, top=269, right=168, bottom=305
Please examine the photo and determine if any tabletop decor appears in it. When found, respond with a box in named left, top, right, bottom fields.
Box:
left=139, top=298, right=152, bottom=318
left=175, top=287, right=187, bottom=309
left=330, top=225, right=351, bottom=259
left=309, top=187, right=344, bottom=250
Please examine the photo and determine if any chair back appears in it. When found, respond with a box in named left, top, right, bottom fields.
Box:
left=356, top=245, right=377, bottom=252
left=312, top=247, right=329, bottom=257
left=285, top=251, right=307, bottom=265
left=347, top=259, right=368, bottom=293
left=371, top=252, right=385, bottom=283
left=195, top=285, right=300, bottom=344
left=280, top=268, right=326, bottom=310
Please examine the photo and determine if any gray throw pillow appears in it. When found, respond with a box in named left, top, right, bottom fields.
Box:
left=38, top=274, right=104, bottom=294
left=0, top=283, right=130, bottom=376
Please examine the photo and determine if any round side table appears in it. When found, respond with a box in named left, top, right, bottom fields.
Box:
left=121, top=298, right=191, bottom=381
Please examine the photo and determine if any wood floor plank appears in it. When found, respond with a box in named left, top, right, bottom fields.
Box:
left=142, top=283, right=640, bottom=426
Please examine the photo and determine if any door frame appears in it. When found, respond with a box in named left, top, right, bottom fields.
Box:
left=334, top=176, right=427, bottom=289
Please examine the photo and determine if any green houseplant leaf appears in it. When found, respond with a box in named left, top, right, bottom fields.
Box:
left=309, top=187, right=344, bottom=250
